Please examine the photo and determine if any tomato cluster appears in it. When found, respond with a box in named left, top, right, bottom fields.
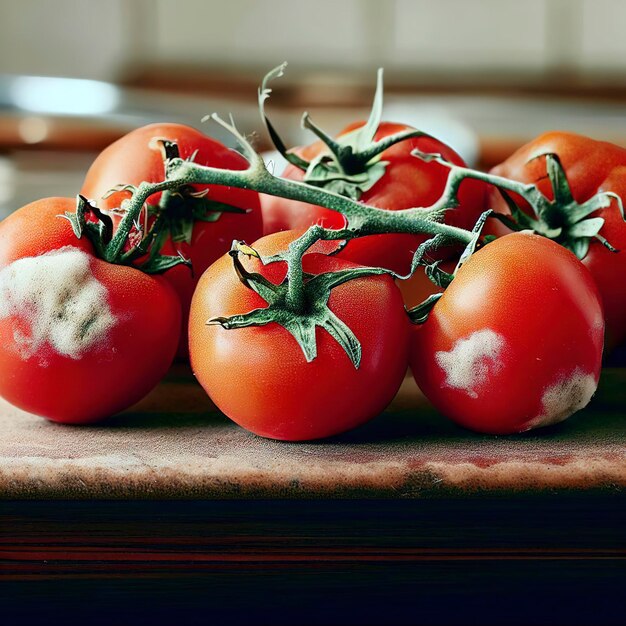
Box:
left=0, top=76, right=621, bottom=441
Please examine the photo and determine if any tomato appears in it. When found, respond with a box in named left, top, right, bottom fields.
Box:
left=189, top=230, right=410, bottom=441
left=81, top=123, right=263, bottom=358
left=488, top=131, right=626, bottom=349
left=261, top=121, right=485, bottom=274
left=0, top=198, right=181, bottom=423
left=410, top=232, right=604, bottom=434
left=396, top=259, right=456, bottom=311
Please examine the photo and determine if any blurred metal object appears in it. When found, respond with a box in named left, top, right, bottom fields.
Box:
left=0, top=74, right=268, bottom=215
left=0, top=75, right=130, bottom=151
left=0, top=74, right=265, bottom=152
left=0, top=156, right=14, bottom=213
left=1, top=74, right=626, bottom=158
left=8, top=76, right=120, bottom=115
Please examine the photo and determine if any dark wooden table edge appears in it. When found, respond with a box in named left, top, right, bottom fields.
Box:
left=1, top=482, right=624, bottom=500
left=1, top=493, right=625, bottom=625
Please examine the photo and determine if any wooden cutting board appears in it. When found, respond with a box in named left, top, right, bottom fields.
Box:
left=1, top=367, right=624, bottom=499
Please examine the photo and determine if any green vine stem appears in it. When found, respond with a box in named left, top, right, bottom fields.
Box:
left=66, top=161, right=193, bottom=274
left=413, top=150, right=624, bottom=259
left=108, top=70, right=624, bottom=365
left=120, top=113, right=475, bottom=303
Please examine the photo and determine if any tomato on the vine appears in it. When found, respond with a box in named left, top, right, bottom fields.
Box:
left=189, top=230, right=410, bottom=441
left=262, top=121, right=485, bottom=274
left=81, top=123, right=263, bottom=358
left=488, top=131, right=626, bottom=350
left=0, top=198, right=181, bottom=423
left=410, top=232, right=604, bottom=434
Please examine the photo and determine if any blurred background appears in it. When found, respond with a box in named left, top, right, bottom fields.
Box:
left=1, top=0, right=626, bottom=216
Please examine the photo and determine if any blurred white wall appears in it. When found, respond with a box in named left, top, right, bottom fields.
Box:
left=1, top=0, right=626, bottom=82
left=0, top=0, right=144, bottom=80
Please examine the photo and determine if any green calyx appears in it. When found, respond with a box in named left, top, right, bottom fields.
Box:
left=209, top=236, right=447, bottom=368
left=259, top=63, right=429, bottom=201
left=112, top=139, right=247, bottom=255
left=208, top=241, right=381, bottom=368
left=63, top=194, right=191, bottom=274
left=67, top=138, right=250, bottom=274
left=496, top=153, right=624, bottom=259
left=150, top=188, right=247, bottom=245
left=148, top=140, right=249, bottom=246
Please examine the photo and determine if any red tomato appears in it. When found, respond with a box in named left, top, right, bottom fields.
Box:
left=488, top=131, right=626, bottom=349
left=189, top=230, right=410, bottom=441
left=81, top=123, right=263, bottom=358
left=261, top=121, right=485, bottom=273
left=0, top=198, right=181, bottom=423
left=410, top=233, right=604, bottom=434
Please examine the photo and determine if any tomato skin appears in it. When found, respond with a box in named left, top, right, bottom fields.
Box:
left=81, top=123, right=263, bottom=358
left=189, top=230, right=411, bottom=441
left=488, top=131, right=626, bottom=349
left=410, top=233, right=604, bottom=434
left=261, top=121, right=485, bottom=274
left=0, top=198, right=181, bottom=423
left=0, top=197, right=94, bottom=264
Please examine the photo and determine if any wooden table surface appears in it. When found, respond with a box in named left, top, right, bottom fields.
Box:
left=0, top=367, right=624, bottom=499
left=1, top=367, right=624, bottom=625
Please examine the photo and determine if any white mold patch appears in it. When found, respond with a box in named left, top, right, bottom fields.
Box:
left=0, top=247, right=115, bottom=359
left=435, top=329, right=505, bottom=398
left=529, top=370, right=597, bottom=430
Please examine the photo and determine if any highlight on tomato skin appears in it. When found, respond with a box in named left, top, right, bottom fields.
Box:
left=410, top=232, right=605, bottom=435
left=188, top=230, right=411, bottom=442
left=80, top=122, right=263, bottom=360
left=0, top=198, right=182, bottom=424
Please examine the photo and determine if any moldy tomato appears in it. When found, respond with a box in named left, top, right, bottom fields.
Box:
left=411, top=232, right=604, bottom=434
left=488, top=131, right=626, bottom=350
left=0, top=198, right=180, bottom=423
left=81, top=123, right=263, bottom=358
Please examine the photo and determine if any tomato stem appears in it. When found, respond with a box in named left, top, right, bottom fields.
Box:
left=115, top=107, right=487, bottom=314
left=414, top=150, right=624, bottom=260
left=260, top=65, right=440, bottom=197
left=105, top=65, right=625, bottom=363
left=214, top=234, right=448, bottom=367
